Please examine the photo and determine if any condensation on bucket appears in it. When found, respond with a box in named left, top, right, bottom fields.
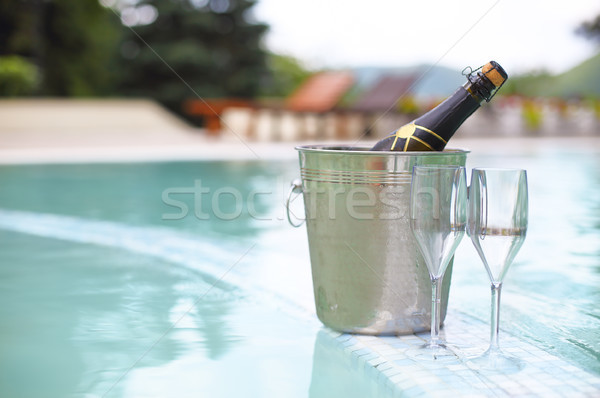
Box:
left=295, top=145, right=469, bottom=335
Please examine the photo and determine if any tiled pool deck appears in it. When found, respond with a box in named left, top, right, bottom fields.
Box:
left=324, top=309, right=600, bottom=397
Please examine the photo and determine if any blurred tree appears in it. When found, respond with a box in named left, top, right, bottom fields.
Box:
left=500, top=70, right=553, bottom=97
left=0, top=0, right=35, bottom=56
left=577, top=14, right=600, bottom=43
left=42, top=0, right=121, bottom=95
left=259, top=52, right=312, bottom=97
left=0, top=56, right=39, bottom=96
left=495, top=14, right=600, bottom=100
left=0, top=0, right=121, bottom=96
left=116, top=0, right=270, bottom=117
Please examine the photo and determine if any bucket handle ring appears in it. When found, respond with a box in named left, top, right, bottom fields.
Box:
left=285, top=179, right=305, bottom=228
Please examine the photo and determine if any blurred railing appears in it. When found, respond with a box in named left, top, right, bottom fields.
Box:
left=211, top=98, right=600, bottom=141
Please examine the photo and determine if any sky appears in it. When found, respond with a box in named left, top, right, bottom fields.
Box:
left=253, top=0, right=600, bottom=75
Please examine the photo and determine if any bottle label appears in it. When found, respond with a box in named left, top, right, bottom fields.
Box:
left=390, top=123, right=448, bottom=151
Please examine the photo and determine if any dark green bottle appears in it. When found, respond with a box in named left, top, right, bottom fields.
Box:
left=370, top=61, right=507, bottom=151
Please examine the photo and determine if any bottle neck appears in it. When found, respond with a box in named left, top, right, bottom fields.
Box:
left=412, top=86, right=480, bottom=146
left=464, top=71, right=499, bottom=103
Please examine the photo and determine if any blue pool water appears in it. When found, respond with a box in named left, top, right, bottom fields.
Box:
left=0, top=143, right=598, bottom=397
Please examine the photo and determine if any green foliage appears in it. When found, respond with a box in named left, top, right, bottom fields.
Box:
left=117, top=0, right=271, bottom=114
left=1, top=0, right=271, bottom=109
left=522, top=100, right=543, bottom=131
left=500, top=70, right=554, bottom=97
left=550, top=52, right=600, bottom=98
left=259, top=53, right=312, bottom=97
left=501, top=53, right=600, bottom=99
left=0, top=0, right=122, bottom=97
left=480, top=14, right=600, bottom=100
left=0, top=56, right=39, bottom=96
left=42, top=0, right=122, bottom=96
left=0, top=0, right=38, bottom=56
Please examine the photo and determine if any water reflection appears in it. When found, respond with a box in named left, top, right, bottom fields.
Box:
left=194, top=298, right=240, bottom=360
left=0, top=230, right=239, bottom=398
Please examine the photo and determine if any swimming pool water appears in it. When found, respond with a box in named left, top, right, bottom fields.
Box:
left=0, top=145, right=598, bottom=397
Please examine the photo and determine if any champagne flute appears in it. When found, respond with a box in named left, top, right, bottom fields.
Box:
left=467, top=168, right=528, bottom=372
left=408, top=165, right=467, bottom=361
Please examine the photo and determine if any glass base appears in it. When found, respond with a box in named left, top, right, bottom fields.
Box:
left=466, top=347, right=524, bottom=373
left=406, top=341, right=460, bottom=363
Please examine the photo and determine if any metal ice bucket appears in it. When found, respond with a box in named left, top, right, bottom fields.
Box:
left=288, top=145, right=469, bottom=335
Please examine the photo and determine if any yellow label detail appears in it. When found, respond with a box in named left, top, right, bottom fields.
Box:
left=390, top=123, right=446, bottom=150
left=410, top=135, right=435, bottom=150
left=414, top=124, right=447, bottom=144
left=396, top=123, right=417, bottom=138
left=390, top=123, right=416, bottom=150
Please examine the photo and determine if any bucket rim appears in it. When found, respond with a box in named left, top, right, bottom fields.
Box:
left=294, top=145, right=470, bottom=156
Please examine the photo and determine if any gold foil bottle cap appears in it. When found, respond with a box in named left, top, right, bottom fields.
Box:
left=482, top=61, right=507, bottom=87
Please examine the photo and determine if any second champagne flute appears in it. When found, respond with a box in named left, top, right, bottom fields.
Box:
left=466, top=168, right=528, bottom=372
left=408, top=165, right=467, bottom=361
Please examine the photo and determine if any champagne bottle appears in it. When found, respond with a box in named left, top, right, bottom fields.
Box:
left=370, top=61, right=507, bottom=151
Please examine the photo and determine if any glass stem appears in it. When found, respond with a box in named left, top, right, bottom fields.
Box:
left=489, top=282, right=502, bottom=351
left=430, top=277, right=443, bottom=346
